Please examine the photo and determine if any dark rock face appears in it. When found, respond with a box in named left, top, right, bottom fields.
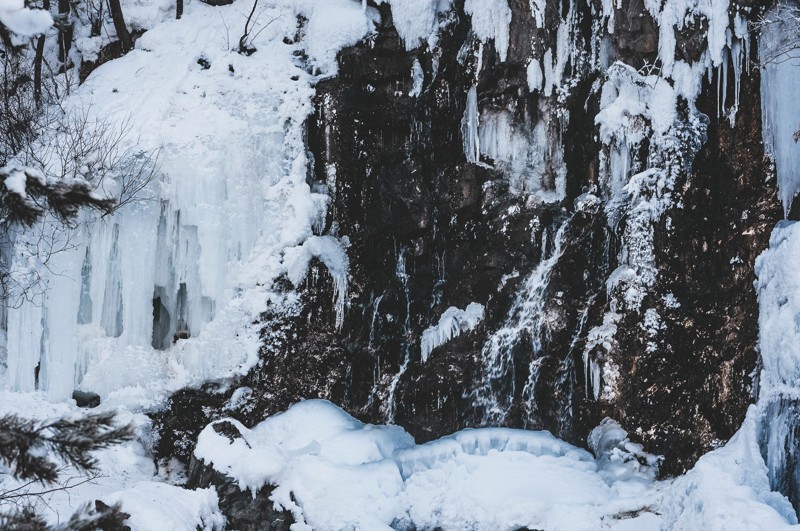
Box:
left=597, top=66, right=782, bottom=474
left=152, top=384, right=230, bottom=464
left=153, top=0, right=781, bottom=505
left=72, top=390, right=101, bottom=408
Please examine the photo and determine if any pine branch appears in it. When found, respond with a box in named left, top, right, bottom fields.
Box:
left=0, top=166, right=115, bottom=227
left=0, top=412, right=134, bottom=483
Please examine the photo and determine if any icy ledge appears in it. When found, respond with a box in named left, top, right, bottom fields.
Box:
left=420, top=302, right=484, bottom=362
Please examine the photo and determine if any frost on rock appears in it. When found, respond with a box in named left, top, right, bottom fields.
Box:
left=582, top=312, right=620, bottom=401
left=588, top=58, right=708, bottom=404
left=420, top=302, right=484, bottom=362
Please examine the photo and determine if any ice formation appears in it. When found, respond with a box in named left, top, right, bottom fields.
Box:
left=380, top=0, right=440, bottom=49
left=420, top=302, right=484, bottom=362
left=760, top=10, right=800, bottom=215
left=1, top=0, right=361, bottom=405
left=463, top=0, right=511, bottom=61
left=283, top=235, right=350, bottom=330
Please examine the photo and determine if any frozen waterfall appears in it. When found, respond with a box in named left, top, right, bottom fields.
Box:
left=0, top=0, right=361, bottom=405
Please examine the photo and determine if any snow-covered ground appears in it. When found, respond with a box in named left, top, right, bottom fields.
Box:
left=4, top=391, right=798, bottom=530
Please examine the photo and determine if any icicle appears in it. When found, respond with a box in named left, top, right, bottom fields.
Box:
left=760, top=9, right=800, bottom=216
left=420, top=303, right=484, bottom=362
left=461, top=86, right=480, bottom=163
left=409, top=59, right=424, bottom=98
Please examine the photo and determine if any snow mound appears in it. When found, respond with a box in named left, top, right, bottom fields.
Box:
left=195, top=400, right=413, bottom=530
left=194, top=399, right=670, bottom=531
left=0, top=0, right=52, bottom=37
left=104, top=482, right=225, bottom=531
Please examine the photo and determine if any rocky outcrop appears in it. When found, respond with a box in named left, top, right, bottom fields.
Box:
left=186, top=421, right=293, bottom=531
left=153, top=0, right=782, bottom=489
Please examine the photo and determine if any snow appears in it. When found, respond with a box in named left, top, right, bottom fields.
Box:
left=641, top=0, right=730, bottom=75
left=526, top=58, right=544, bottom=92
left=381, top=0, right=436, bottom=49
left=3, top=167, right=29, bottom=198
left=589, top=417, right=661, bottom=484
left=596, top=63, right=676, bottom=149
left=461, top=85, right=480, bottom=164
left=1, top=0, right=799, bottom=530
left=189, top=398, right=800, bottom=530
left=591, top=59, right=707, bottom=402
left=420, top=302, right=484, bottom=362
left=195, top=399, right=668, bottom=531
left=409, top=58, right=424, bottom=97
left=283, top=235, right=350, bottom=330
left=0, top=0, right=52, bottom=37
left=104, top=482, right=225, bottom=531
left=195, top=400, right=413, bottom=530
left=755, top=221, right=800, bottom=390
left=464, top=0, right=512, bottom=62
left=301, top=0, right=380, bottom=76
left=657, top=407, right=799, bottom=530
left=583, top=312, right=620, bottom=400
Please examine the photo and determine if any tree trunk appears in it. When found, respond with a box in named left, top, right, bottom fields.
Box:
left=57, top=0, right=72, bottom=65
left=34, top=36, right=45, bottom=106
left=108, top=0, right=132, bottom=53
left=176, top=0, right=183, bottom=19
left=33, top=0, right=50, bottom=106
